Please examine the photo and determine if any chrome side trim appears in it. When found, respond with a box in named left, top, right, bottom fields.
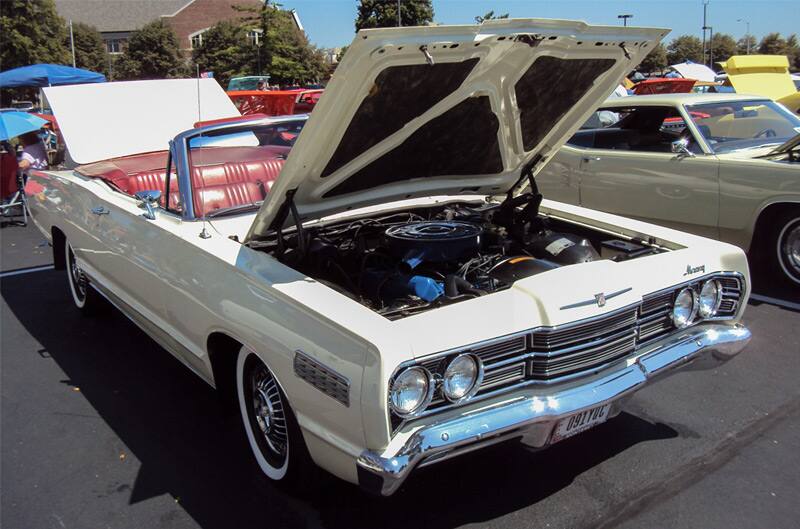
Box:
left=358, top=322, right=751, bottom=496
left=293, top=350, right=350, bottom=407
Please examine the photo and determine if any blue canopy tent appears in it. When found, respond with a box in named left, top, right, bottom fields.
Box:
left=0, top=64, right=105, bottom=88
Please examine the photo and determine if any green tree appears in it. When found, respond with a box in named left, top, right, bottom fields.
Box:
left=709, top=33, right=737, bottom=63
left=114, top=20, right=184, bottom=80
left=784, top=34, right=799, bottom=70
left=355, top=0, right=434, bottom=31
left=758, top=32, right=787, bottom=55
left=192, top=21, right=257, bottom=89
left=0, top=0, right=70, bottom=70
left=225, top=2, right=326, bottom=85
left=67, top=22, right=107, bottom=74
left=258, top=4, right=326, bottom=84
left=666, top=35, right=703, bottom=64
left=736, top=35, right=756, bottom=55
left=638, top=43, right=668, bottom=73
left=475, top=10, right=509, bottom=24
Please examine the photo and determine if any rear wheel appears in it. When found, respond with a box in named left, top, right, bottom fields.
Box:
left=236, top=347, right=313, bottom=487
left=773, top=212, right=800, bottom=286
left=65, top=239, right=99, bottom=313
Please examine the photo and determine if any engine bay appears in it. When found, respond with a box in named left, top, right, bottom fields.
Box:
left=252, top=197, right=664, bottom=320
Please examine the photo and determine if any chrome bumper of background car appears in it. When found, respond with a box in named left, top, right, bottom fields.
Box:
left=356, top=323, right=751, bottom=496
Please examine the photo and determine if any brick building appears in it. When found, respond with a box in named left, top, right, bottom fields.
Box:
left=55, top=0, right=265, bottom=56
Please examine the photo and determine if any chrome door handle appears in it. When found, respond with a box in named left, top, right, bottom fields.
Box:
left=581, top=156, right=601, bottom=162
left=91, top=206, right=109, bottom=215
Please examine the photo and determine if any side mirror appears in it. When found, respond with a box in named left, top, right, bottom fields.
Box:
left=135, top=190, right=162, bottom=220
left=671, top=138, right=695, bottom=157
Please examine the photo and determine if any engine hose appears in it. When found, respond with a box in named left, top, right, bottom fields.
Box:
left=445, top=275, right=487, bottom=298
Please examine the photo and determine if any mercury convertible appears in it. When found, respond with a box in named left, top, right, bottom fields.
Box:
left=26, top=20, right=751, bottom=496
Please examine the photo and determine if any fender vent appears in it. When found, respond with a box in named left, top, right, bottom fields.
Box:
left=294, top=351, right=350, bottom=406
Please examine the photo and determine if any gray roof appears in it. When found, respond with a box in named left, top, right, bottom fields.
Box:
left=54, top=0, right=189, bottom=33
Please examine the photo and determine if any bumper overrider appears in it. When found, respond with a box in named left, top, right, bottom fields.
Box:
left=357, top=323, right=750, bottom=496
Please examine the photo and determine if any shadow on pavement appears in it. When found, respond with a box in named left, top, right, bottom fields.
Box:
left=1, top=270, right=679, bottom=529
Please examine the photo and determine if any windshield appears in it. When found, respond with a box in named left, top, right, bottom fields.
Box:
left=184, top=119, right=305, bottom=218
left=227, top=77, right=269, bottom=91
left=685, top=99, right=800, bottom=153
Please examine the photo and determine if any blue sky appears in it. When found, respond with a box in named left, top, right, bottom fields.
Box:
left=279, top=0, right=799, bottom=49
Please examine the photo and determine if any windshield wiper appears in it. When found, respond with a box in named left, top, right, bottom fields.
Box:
left=205, top=202, right=262, bottom=218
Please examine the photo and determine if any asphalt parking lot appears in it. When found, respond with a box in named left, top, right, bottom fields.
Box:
left=2, top=221, right=799, bottom=529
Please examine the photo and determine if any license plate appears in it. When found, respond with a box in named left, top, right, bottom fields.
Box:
left=551, top=403, right=610, bottom=443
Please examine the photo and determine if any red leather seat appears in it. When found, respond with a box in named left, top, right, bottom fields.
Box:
left=77, top=147, right=286, bottom=217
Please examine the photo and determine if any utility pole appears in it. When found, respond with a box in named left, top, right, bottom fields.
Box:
left=617, top=14, right=633, bottom=27
left=701, top=0, right=709, bottom=65
left=397, top=0, right=401, bottom=27
left=703, top=26, right=714, bottom=66
left=737, top=18, right=751, bottom=54
left=69, top=20, right=76, bottom=67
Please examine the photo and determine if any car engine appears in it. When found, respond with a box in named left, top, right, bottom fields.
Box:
left=260, top=199, right=662, bottom=320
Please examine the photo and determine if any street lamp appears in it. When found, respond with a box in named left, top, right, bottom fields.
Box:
left=617, top=14, right=633, bottom=27
left=737, top=18, right=751, bottom=54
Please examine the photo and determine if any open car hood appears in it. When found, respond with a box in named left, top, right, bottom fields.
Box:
left=246, top=19, right=667, bottom=241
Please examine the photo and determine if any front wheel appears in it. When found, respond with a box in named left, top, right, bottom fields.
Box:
left=236, top=347, right=313, bottom=487
left=773, top=213, right=800, bottom=286
left=65, top=239, right=100, bottom=313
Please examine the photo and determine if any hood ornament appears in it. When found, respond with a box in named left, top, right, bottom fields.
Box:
left=560, top=287, right=632, bottom=310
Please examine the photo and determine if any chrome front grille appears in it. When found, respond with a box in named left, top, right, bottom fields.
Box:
left=397, top=273, right=745, bottom=423
left=529, top=307, right=638, bottom=380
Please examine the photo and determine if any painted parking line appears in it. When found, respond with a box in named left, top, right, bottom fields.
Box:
left=0, top=265, right=55, bottom=278
left=749, top=293, right=800, bottom=311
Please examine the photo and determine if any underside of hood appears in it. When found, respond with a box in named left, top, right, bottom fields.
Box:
left=246, top=19, right=667, bottom=242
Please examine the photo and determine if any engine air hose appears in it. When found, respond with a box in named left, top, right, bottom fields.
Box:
left=445, top=275, right=487, bottom=298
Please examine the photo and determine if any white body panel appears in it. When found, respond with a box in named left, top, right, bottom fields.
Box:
left=43, top=79, right=239, bottom=164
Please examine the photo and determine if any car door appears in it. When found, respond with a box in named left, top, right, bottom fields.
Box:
left=576, top=105, right=721, bottom=240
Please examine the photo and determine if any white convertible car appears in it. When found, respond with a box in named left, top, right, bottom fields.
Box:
left=27, top=20, right=751, bottom=496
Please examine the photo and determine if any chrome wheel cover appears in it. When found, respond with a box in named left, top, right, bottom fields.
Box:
left=67, top=245, right=87, bottom=300
left=778, top=218, right=800, bottom=282
left=249, top=363, right=288, bottom=462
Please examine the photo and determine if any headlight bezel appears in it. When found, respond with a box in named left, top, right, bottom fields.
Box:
left=441, top=353, right=484, bottom=404
left=671, top=286, right=699, bottom=329
left=388, top=366, right=434, bottom=418
left=698, top=279, right=723, bottom=319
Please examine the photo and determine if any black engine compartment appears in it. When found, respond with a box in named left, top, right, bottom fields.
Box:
left=255, top=197, right=662, bottom=320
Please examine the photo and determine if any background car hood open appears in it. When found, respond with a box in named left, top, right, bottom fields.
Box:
left=246, top=19, right=666, bottom=241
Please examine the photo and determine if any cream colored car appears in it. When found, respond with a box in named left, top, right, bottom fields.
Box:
left=538, top=93, right=800, bottom=285
left=27, top=21, right=751, bottom=496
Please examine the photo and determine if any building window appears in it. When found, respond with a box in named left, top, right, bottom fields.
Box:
left=248, top=29, right=263, bottom=46
left=189, top=28, right=209, bottom=50
left=106, top=39, right=123, bottom=54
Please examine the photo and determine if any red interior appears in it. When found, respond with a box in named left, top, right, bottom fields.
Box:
left=76, top=145, right=288, bottom=217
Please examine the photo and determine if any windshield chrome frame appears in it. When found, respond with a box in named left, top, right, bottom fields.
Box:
left=171, top=114, right=310, bottom=221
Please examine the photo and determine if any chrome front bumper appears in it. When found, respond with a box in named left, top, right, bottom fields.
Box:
left=357, top=323, right=750, bottom=496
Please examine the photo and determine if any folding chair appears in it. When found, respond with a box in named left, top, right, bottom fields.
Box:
left=0, top=151, right=28, bottom=226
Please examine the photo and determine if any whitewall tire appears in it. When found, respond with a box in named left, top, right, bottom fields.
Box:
left=236, top=347, right=311, bottom=484
left=65, top=239, right=98, bottom=313
left=774, top=214, right=800, bottom=286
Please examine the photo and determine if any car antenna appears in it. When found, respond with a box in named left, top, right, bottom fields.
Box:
left=196, top=64, right=212, bottom=239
